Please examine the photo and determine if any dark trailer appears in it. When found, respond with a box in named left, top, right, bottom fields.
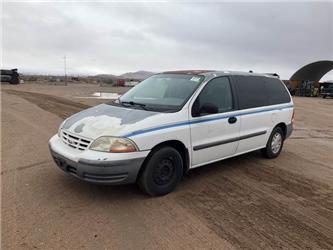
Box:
left=1, top=69, right=20, bottom=84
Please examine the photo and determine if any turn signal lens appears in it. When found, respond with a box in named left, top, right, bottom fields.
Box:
left=109, top=138, right=137, bottom=153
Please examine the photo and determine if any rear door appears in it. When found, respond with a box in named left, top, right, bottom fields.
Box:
left=232, top=76, right=272, bottom=153
left=189, top=76, right=240, bottom=167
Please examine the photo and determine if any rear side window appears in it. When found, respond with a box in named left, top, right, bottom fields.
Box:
left=265, top=78, right=291, bottom=105
left=233, top=76, right=269, bottom=109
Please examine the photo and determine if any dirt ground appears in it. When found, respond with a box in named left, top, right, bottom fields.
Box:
left=1, top=82, right=333, bottom=249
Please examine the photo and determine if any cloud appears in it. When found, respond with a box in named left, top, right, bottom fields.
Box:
left=2, top=1, right=333, bottom=80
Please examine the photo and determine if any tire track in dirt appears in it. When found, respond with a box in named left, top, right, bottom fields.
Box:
left=3, top=89, right=333, bottom=249
left=1, top=160, right=52, bottom=175
left=177, top=155, right=333, bottom=250
left=241, top=163, right=333, bottom=210
left=3, top=89, right=90, bottom=119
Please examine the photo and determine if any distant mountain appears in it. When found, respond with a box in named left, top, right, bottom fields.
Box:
left=119, top=70, right=155, bottom=80
left=94, top=74, right=119, bottom=79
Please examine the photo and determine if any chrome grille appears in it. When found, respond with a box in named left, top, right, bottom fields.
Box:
left=60, top=130, right=92, bottom=151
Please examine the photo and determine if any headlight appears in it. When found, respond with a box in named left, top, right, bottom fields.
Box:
left=58, top=119, right=67, bottom=137
left=89, top=137, right=138, bottom=153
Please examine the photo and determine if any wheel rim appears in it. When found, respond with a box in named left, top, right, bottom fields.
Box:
left=271, top=132, right=282, bottom=154
left=153, top=157, right=175, bottom=186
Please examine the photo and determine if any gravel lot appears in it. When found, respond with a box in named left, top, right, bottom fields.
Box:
left=1, top=83, right=333, bottom=249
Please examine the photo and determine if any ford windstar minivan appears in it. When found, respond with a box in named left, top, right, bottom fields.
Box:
left=49, top=70, right=294, bottom=196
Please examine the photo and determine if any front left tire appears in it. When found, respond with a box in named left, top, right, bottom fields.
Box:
left=138, top=146, right=183, bottom=196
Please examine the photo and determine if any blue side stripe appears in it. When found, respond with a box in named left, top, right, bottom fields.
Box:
left=124, top=104, right=294, bottom=138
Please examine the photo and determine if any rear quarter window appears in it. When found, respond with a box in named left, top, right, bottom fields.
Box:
left=265, top=78, right=291, bottom=105
left=233, top=76, right=269, bottom=109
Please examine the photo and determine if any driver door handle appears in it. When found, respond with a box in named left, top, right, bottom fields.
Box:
left=228, top=116, right=237, bottom=124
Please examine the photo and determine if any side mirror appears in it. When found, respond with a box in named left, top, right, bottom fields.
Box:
left=199, top=103, right=218, bottom=115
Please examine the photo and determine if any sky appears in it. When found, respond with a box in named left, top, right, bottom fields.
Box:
left=1, top=1, right=333, bottom=80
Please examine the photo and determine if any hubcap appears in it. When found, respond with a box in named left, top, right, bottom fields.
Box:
left=153, top=157, right=175, bottom=185
left=271, top=132, right=282, bottom=154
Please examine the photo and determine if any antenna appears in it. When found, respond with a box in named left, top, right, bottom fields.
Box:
left=64, top=55, right=67, bottom=86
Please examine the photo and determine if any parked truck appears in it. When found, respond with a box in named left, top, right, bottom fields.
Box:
left=0, top=69, right=20, bottom=84
left=321, top=82, right=333, bottom=98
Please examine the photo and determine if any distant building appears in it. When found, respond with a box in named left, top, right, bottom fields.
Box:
left=125, top=79, right=140, bottom=87
left=289, top=60, right=333, bottom=96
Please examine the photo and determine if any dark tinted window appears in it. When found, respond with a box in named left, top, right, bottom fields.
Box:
left=233, top=76, right=269, bottom=109
left=265, top=78, right=291, bottom=105
left=193, top=77, right=233, bottom=116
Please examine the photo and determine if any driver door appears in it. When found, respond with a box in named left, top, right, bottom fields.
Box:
left=189, top=76, right=240, bottom=167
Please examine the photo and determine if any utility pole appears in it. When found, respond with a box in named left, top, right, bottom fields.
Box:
left=64, top=55, right=67, bottom=86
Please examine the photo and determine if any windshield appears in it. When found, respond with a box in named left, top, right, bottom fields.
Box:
left=118, top=74, right=204, bottom=112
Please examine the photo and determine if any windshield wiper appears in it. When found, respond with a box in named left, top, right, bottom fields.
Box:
left=120, top=100, right=147, bottom=110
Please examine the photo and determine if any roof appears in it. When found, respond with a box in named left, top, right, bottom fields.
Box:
left=290, top=60, right=333, bottom=81
left=161, top=70, right=279, bottom=78
left=162, top=70, right=216, bottom=75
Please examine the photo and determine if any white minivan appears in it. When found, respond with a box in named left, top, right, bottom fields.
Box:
left=49, top=70, right=294, bottom=196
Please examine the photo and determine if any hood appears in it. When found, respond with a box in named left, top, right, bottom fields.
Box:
left=62, top=104, right=158, bottom=139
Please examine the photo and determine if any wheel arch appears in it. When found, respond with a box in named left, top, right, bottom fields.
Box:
left=273, top=122, right=287, bottom=138
left=137, top=140, right=190, bottom=180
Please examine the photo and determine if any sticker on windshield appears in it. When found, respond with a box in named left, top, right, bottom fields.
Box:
left=190, top=76, right=201, bottom=82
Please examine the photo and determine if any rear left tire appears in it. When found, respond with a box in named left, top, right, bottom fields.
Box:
left=261, top=127, right=284, bottom=159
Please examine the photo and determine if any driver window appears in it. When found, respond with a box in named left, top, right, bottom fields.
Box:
left=193, top=77, right=233, bottom=116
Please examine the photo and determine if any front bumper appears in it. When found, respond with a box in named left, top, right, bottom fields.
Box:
left=49, top=135, right=148, bottom=185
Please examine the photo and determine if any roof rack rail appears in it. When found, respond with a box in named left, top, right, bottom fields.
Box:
left=265, top=73, right=280, bottom=78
